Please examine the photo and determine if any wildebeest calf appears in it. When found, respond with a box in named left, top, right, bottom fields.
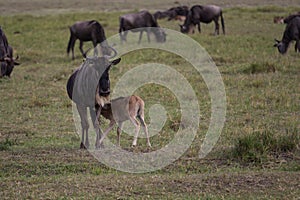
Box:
left=99, top=95, right=151, bottom=147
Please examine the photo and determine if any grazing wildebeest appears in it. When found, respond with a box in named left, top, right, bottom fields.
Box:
left=180, top=5, right=225, bottom=35
left=66, top=47, right=121, bottom=149
left=99, top=95, right=151, bottom=147
left=274, top=16, right=300, bottom=54
left=154, top=6, right=189, bottom=21
left=119, top=10, right=166, bottom=44
left=67, top=20, right=111, bottom=60
left=0, top=27, right=20, bottom=78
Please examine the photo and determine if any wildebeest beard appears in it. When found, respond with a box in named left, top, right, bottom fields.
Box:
left=72, top=57, right=112, bottom=107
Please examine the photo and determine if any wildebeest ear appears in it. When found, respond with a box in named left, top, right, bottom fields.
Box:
left=274, top=39, right=280, bottom=43
left=111, top=58, right=121, bottom=65
left=14, top=62, right=20, bottom=66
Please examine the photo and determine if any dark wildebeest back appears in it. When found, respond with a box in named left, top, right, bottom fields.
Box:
left=119, top=10, right=166, bottom=43
left=67, top=20, right=110, bottom=60
left=274, top=16, right=300, bottom=54
left=66, top=52, right=121, bottom=149
left=0, top=27, right=20, bottom=78
left=180, top=5, right=225, bottom=35
left=154, top=6, right=189, bottom=21
left=283, top=12, right=300, bottom=24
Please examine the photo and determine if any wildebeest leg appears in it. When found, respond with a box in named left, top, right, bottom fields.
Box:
left=92, top=40, right=99, bottom=57
left=117, top=122, right=123, bottom=146
left=79, top=41, right=85, bottom=58
left=122, top=31, right=128, bottom=43
left=197, top=23, right=201, bottom=33
left=90, top=106, right=102, bottom=149
left=214, top=18, right=220, bottom=35
left=137, top=115, right=151, bottom=147
left=76, top=104, right=89, bottom=149
left=295, top=40, right=300, bottom=52
left=146, top=28, right=151, bottom=43
left=138, top=31, right=144, bottom=44
left=130, top=117, right=140, bottom=147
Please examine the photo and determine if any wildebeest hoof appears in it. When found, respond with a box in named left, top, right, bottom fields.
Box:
left=80, top=142, right=86, bottom=149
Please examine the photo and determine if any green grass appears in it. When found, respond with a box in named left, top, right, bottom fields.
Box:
left=232, top=129, right=299, bottom=164
left=0, top=4, right=300, bottom=199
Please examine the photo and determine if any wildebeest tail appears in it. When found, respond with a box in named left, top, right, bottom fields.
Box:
left=67, top=27, right=74, bottom=55
left=119, top=17, right=125, bottom=41
left=220, top=11, right=225, bottom=34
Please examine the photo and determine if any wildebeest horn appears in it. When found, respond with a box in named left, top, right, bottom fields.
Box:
left=274, top=39, right=280, bottom=43
left=106, top=46, right=117, bottom=59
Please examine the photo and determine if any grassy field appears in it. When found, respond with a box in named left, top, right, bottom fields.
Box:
left=0, top=1, right=300, bottom=199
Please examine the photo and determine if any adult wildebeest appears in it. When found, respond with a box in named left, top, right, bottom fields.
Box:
left=0, top=27, right=20, bottom=78
left=274, top=16, right=300, bottom=54
left=66, top=47, right=121, bottom=149
left=99, top=95, right=151, bottom=147
left=119, top=10, right=166, bottom=44
left=67, top=20, right=111, bottom=60
left=180, top=5, right=225, bottom=35
left=154, top=6, right=189, bottom=21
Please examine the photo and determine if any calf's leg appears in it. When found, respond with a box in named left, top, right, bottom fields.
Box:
left=137, top=115, right=151, bottom=147
left=130, top=117, right=141, bottom=147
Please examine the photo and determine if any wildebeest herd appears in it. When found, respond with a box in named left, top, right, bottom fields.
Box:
left=1, top=4, right=299, bottom=149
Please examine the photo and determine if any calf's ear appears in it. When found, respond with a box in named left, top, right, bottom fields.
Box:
left=111, top=58, right=121, bottom=65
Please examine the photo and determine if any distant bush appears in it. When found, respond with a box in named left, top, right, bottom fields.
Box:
left=232, top=129, right=299, bottom=163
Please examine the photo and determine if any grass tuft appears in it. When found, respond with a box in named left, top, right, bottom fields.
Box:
left=232, top=129, right=300, bottom=163
left=241, top=62, right=276, bottom=74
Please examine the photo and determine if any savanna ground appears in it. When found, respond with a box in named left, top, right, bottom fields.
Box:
left=0, top=0, right=300, bottom=199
